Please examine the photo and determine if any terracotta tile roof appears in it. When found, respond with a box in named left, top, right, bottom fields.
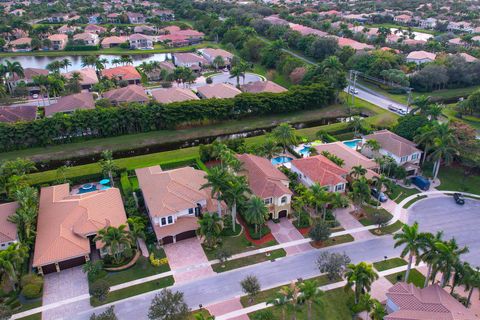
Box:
left=33, top=184, right=128, bottom=267
left=129, top=33, right=153, bottom=41
left=0, top=105, right=37, bottom=123
left=237, top=154, right=293, bottom=198
left=289, top=23, right=328, bottom=37
left=45, top=92, right=95, bottom=116
left=199, top=48, right=233, bottom=60
left=197, top=83, right=241, bottom=99
left=337, top=37, right=374, bottom=50
left=406, top=50, right=436, bottom=61
left=48, top=34, right=68, bottom=42
left=135, top=165, right=222, bottom=217
left=62, top=68, right=98, bottom=86
left=73, top=32, right=97, bottom=42
left=0, top=202, right=18, bottom=243
left=151, top=87, right=199, bottom=104
left=263, top=15, right=290, bottom=26
left=240, top=80, right=287, bottom=93
left=458, top=52, right=478, bottom=62
left=363, top=130, right=422, bottom=158
left=9, top=67, right=48, bottom=82
left=10, top=37, right=31, bottom=46
left=103, top=85, right=149, bottom=104
left=385, top=282, right=478, bottom=320
left=159, top=61, right=175, bottom=72
left=160, top=25, right=181, bottom=34
left=101, top=65, right=141, bottom=81
left=291, top=155, right=348, bottom=186
left=85, top=24, right=107, bottom=33
left=101, top=36, right=128, bottom=46
left=173, top=52, right=208, bottom=65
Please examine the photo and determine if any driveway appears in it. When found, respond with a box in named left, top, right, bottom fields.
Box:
left=408, top=196, right=480, bottom=266
left=42, top=266, right=90, bottom=320
left=335, top=206, right=375, bottom=241
left=267, top=219, right=312, bottom=255
left=164, top=238, right=214, bottom=283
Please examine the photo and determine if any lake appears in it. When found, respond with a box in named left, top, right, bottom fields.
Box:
left=0, top=53, right=171, bottom=70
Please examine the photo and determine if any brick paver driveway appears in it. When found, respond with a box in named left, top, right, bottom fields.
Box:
left=267, top=218, right=312, bottom=255
left=164, top=238, right=214, bottom=283
left=42, top=266, right=90, bottom=320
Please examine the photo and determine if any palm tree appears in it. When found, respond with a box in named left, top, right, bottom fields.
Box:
left=81, top=55, right=98, bottom=69
left=212, top=55, right=224, bottom=70
left=363, top=139, right=380, bottom=154
left=370, top=299, right=386, bottom=320
left=223, top=176, right=250, bottom=233
left=267, top=290, right=289, bottom=320
left=8, top=186, right=38, bottom=246
left=393, top=222, right=424, bottom=282
left=261, top=137, right=282, bottom=160
left=120, top=55, right=133, bottom=65
left=278, top=282, right=301, bottom=320
left=463, top=265, right=480, bottom=308
left=419, top=231, right=443, bottom=287
left=62, top=58, right=72, bottom=72
left=350, top=116, right=365, bottom=137
left=349, top=165, right=367, bottom=179
left=428, top=104, right=443, bottom=120
left=345, top=262, right=378, bottom=304
left=229, top=66, right=243, bottom=87
left=94, top=225, right=133, bottom=264
left=111, top=58, right=121, bottom=66
left=4, top=60, right=24, bottom=80
left=414, top=124, right=438, bottom=165
left=100, top=150, right=118, bottom=187
left=202, top=166, right=228, bottom=217
left=66, top=72, right=83, bottom=94
left=409, top=95, right=431, bottom=115
left=127, top=216, right=146, bottom=243
left=244, top=196, right=269, bottom=236
left=307, top=183, right=329, bottom=219
left=0, top=243, right=28, bottom=290
left=271, top=123, right=297, bottom=153
left=46, top=61, right=63, bottom=73
left=299, top=280, right=323, bottom=320
left=433, top=238, right=469, bottom=287
left=350, top=177, right=370, bottom=215
left=197, top=213, right=223, bottom=248
left=429, top=128, right=458, bottom=181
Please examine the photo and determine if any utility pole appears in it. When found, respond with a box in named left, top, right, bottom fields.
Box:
left=406, top=88, right=412, bottom=112
left=351, top=71, right=358, bottom=106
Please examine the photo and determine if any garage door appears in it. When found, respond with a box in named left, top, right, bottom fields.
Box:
left=278, top=210, right=288, bottom=218
left=58, top=256, right=86, bottom=271
left=162, top=236, right=174, bottom=245
left=176, top=230, right=197, bottom=242
left=41, top=264, right=57, bottom=275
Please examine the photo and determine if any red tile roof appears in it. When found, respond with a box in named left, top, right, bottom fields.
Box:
left=0, top=202, right=18, bottom=243
left=103, top=85, right=149, bottom=104
left=0, top=105, right=37, bottom=123
left=101, top=65, right=141, bottom=81
left=291, top=155, right=348, bottom=186
left=45, top=92, right=95, bottom=116
left=240, top=80, right=287, bottom=93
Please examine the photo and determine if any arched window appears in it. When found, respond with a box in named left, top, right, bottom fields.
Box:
left=281, top=196, right=287, bottom=204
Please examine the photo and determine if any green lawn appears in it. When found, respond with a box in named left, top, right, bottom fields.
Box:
left=370, top=220, right=404, bottom=236
left=358, top=206, right=393, bottom=226
left=91, top=275, right=174, bottom=307
left=247, top=287, right=354, bottom=320
left=17, top=314, right=41, bottom=320
left=188, top=309, right=212, bottom=319
left=385, top=269, right=426, bottom=288
left=387, top=184, right=420, bottom=203
left=373, top=258, right=407, bottom=272
left=15, top=299, right=42, bottom=320
left=310, top=234, right=355, bottom=248
left=437, top=166, right=480, bottom=195
left=403, top=195, right=428, bottom=209
left=443, top=105, right=480, bottom=131
left=212, top=249, right=286, bottom=273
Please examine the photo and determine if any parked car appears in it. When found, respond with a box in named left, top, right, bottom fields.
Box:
left=397, top=108, right=407, bottom=115
left=410, top=176, right=430, bottom=191
left=371, top=188, right=388, bottom=202
left=453, top=193, right=465, bottom=205
left=32, top=94, right=39, bottom=99
left=349, top=88, right=359, bottom=94
left=388, top=104, right=399, bottom=112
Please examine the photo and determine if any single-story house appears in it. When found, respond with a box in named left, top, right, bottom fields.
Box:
left=197, top=83, right=242, bottom=99
left=33, top=184, right=128, bottom=274
left=0, top=105, right=37, bottom=123
left=394, top=14, right=412, bottom=24
left=172, top=52, right=208, bottom=68
left=126, top=12, right=146, bottom=24
left=290, top=155, right=348, bottom=192
left=9, top=37, right=32, bottom=52
left=337, top=37, right=374, bottom=51
left=236, top=154, right=293, bottom=219
left=57, top=25, right=77, bottom=34
left=152, top=9, right=175, bottom=21
left=62, top=68, right=99, bottom=90
left=135, top=165, right=225, bottom=245
left=7, top=67, right=49, bottom=93
left=406, top=50, right=436, bottom=64
left=85, top=24, right=107, bottom=34
left=199, top=48, right=234, bottom=67
left=151, top=87, right=199, bottom=104
left=240, top=80, right=287, bottom=94
left=0, top=202, right=19, bottom=250
left=102, top=85, right=149, bottom=105
left=101, top=65, right=141, bottom=84
left=45, top=92, right=95, bottom=117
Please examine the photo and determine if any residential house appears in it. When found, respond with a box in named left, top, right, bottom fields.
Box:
left=85, top=24, right=107, bottom=35
left=106, top=13, right=121, bottom=24
left=290, top=155, right=348, bottom=192
left=151, top=87, right=200, bottom=104
left=48, top=34, right=68, bottom=50
left=240, top=80, right=287, bottom=93
left=73, top=32, right=99, bottom=46
left=197, top=83, right=242, bottom=99
left=32, top=184, right=128, bottom=274
left=0, top=105, right=37, bottom=123
left=419, top=17, right=437, bottom=29
left=88, top=14, right=101, bottom=24
left=57, top=25, right=77, bottom=34
left=9, top=37, right=32, bottom=52
left=101, top=36, right=128, bottom=48
left=406, top=50, right=436, bottom=64
left=127, top=12, right=146, bottom=24
left=47, top=13, right=69, bottom=23
left=45, top=92, right=95, bottom=117
left=7, top=67, right=49, bottom=94
left=394, top=14, right=412, bottom=24
left=101, top=65, right=142, bottom=84
left=63, top=68, right=99, bottom=90
left=172, top=52, right=208, bottom=69
left=102, top=85, right=149, bottom=105
left=152, top=9, right=175, bottom=21
left=129, top=33, right=154, bottom=50
left=157, top=26, right=204, bottom=47
left=236, top=154, right=293, bottom=219
left=158, top=61, right=175, bottom=73
left=135, top=165, right=225, bottom=244
left=385, top=282, right=478, bottom=319
left=458, top=52, right=479, bottom=63
left=199, top=48, right=234, bottom=67
left=134, top=25, right=156, bottom=35
left=361, top=130, right=423, bottom=175
left=0, top=202, right=19, bottom=250
left=447, top=21, right=474, bottom=33
left=314, top=142, right=379, bottom=179
left=10, top=8, right=25, bottom=16
left=289, top=23, right=329, bottom=37
left=337, top=37, right=374, bottom=51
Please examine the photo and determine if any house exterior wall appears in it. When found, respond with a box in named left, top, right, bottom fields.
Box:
left=406, top=57, right=433, bottom=64
left=264, top=194, right=292, bottom=219
left=0, top=239, right=17, bottom=250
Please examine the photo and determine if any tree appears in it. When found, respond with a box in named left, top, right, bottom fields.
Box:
left=299, top=280, right=323, bottom=320
left=370, top=300, right=386, bottom=320
left=350, top=165, right=367, bottom=179
left=433, top=238, right=469, bottom=287
left=0, top=244, right=27, bottom=290
left=94, top=225, right=133, bottom=264
left=317, top=251, right=351, bottom=281
left=90, top=306, right=117, bottom=320
left=350, top=177, right=370, bottom=215
left=267, top=290, right=289, bottom=320
left=212, top=55, right=224, bottom=70
left=393, top=222, right=424, bottom=282
left=215, top=249, right=231, bottom=268
left=393, top=114, right=429, bottom=141
left=306, top=183, right=329, bottom=217
left=271, top=123, right=297, bottom=153
left=345, top=262, right=379, bottom=304
left=8, top=186, right=38, bottom=246
left=82, top=260, right=104, bottom=282
left=62, top=58, right=72, bottom=72
left=100, top=150, right=118, bottom=187
left=66, top=71, right=83, bottom=94
left=363, top=139, right=380, bottom=154
left=202, top=166, right=228, bottom=217
left=148, top=289, right=190, bottom=320
left=223, top=175, right=249, bottom=233
left=244, top=196, right=268, bottom=236
left=241, top=275, right=261, bottom=304
left=463, top=265, right=480, bottom=308
left=419, top=231, right=443, bottom=287
left=308, top=220, right=331, bottom=245
left=90, top=279, right=110, bottom=302
left=261, top=137, right=282, bottom=159
left=127, top=216, right=146, bottom=242
left=250, top=310, right=274, bottom=320
left=428, top=127, right=458, bottom=181
left=197, top=213, right=223, bottom=249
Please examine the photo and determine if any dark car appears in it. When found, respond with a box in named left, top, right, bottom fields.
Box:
left=371, top=188, right=388, bottom=202
left=410, top=176, right=430, bottom=191
left=453, top=193, right=465, bottom=205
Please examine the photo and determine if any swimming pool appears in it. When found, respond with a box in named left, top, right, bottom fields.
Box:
left=298, top=146, right=311, bottom=156
left=343, top=139, right=362, bottom=149
left=271, top=156, right=293, bottom=165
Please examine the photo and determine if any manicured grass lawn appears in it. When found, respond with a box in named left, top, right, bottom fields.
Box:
left=91, top=275, right=174, bottom=307
left=373, top=258, right=407, bottom=272
left=437, top=166, right=480, bottom=195
left=403, top=195, right=428, bottom=209
left=443, top=106, right=480, bottom=131
left=388, top=184, right=420, bottom=203
left=247, top=287, right=354, bottom=320
left=15, top=299, right=42, bottom=320
left=358, top=206, right=393, bottom=226
left=385, top=269, right=426, bottom=288
left=343, top=92, right=400, bottom=128
left=370, top=220, right=404, bottom=236
left=212, top=249, right=286, bottom=273
left=17, top=314, right=41, bottom=320
left=310, top=234, right=355, bottom=249
left=188, top=309, right=212, bottom=319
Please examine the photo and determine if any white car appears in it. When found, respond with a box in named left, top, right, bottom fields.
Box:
left=349, top=88, right=359, bottom=94
left=397, top=108, right=408, bottom=115
left=32, top=94, right=39, bottom=99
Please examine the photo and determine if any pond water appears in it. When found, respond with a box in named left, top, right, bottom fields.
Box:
left=0, top=53, right=171, bottom=70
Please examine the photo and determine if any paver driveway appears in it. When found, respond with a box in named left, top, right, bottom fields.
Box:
left=267, top=218, right=312, bottom=255
left=42, top=266, right=89, bottom=320
left=408, top=196, right=480, bottom=266
left=164, top=237, right=214, bottom=283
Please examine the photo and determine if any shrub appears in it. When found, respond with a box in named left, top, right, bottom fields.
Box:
left=20, top=274, right=43, bottom=288
left=308, top=220, right=331, bottom=243
left=149, top=253, right=168, bottom=267
left=21, top=283, right=42, bottom=299
left=206, top=77, right=213, bottom=84
left=90, top=280, right=110, bottom=302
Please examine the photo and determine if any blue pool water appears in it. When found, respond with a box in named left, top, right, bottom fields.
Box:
left=343, top=139, right=362, bottom=149
left=298, top=146, right=311, bottom=155
left=271, top=156, right=293, bottom=165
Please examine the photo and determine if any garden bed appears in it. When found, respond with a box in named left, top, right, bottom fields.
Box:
left=211, top=249, right=286, bottom=273
left=310, top=234, right=354, bottom=249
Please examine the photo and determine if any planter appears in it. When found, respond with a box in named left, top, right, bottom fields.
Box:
left=104, top=250, right=141, bottom=272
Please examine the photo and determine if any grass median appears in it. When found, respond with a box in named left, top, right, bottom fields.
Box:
left=212, top=249, right=286, bottom=273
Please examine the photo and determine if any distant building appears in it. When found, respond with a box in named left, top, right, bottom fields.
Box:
left=101, top=65, right=142, bottom=85
left=152, top=9, right=175, bottom=21
left=406, top=50, right=436, bottom=64
left=73, top=32, right=99, bottom=46
left=9, top=37, right=32, bottom=52
left=45, top=92, right=95, bottom=117
left=129, top=33, right=154, bottom=50
left=126, top=12, right=146, bottom=24
left=48, top=34, right=68, bottom=50
left=197, top=83, right=242, bottom=99
left=199, top=48, right=234, bottom=67
left=103, top=85, right=149, bottom=105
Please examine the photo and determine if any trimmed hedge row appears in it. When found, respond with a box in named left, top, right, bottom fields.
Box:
left=0, top=83, right=334, bottom=152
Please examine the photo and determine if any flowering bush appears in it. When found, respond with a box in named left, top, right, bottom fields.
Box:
left=149, top=253, right=168, bottom=267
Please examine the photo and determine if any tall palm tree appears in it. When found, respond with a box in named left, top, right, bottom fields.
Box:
left=8, top=186, right=38, bottom=246
left=267, top=290, right=289, bottom=320
left=223, top=175, right=250, bottom=233
left=307, top=183, right=330, bottom=219
left=414, top=124, right=437, bottom=165
left=0, top=243, right=28, bottom=290
left=350, top=176, right=370, bottom=215
left=62, top=58, right=72, bottom=72
left=100, top=150, right=118, bottom=187
left=429, top=129, right=458, bottom=181
left=212, top=55, right=224, bottom=70
left=419, top=231, right=443, bottom=287
left=350, top=116, right=365, bottom=137
left=299, top=280, right=323, bottom=320
left=244, top=196, right=269, bottom=236
left=94, top=225, right=133, bottom=264
left=120, top=55, right=133, bottom=65
left=409, top=95, right=431, bottom=115
left=229, top=66, right=243, bottom=87
left=463, top=265, right=480, bottom=308
left=363, top=139, right=380, bottom=154
left=202, top=166, right=228, bottom=216
left=197, top=213, right=223, bottom=248
left=271, top=123, right=298, bottom=153
left=127, top=216, right=146, bottom=243
left=349, top=165, right=367, bottom=179
left=393, top=222, right=424, bottom=282
left=433, top=238, right=469, bottom=287
left=345, top=262, right=379, bottom=304
left=4, top=60, right=24, bottom=80
left=261, top=137, right=282, bottom=160
left=278, top=282, right=301, bottom=320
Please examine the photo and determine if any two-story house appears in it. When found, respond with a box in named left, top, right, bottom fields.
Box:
left=136, top=165, right=225, bottom=245
left=290, top=155, right=348, bottom=192
left=48, top=34, right=68, bottom=50
left=73, top=32, right=99, bottom=46
left=172, top=52, right=208, bottom=69
left=361, top=130, right=423, bottom=176
left=237, top=154, right=293, bottom=219
left=128, top=33, right=154, bottom=50
left=0, top=202, right=19, bottom=250
left=126, top=12, right=146, bottom=24
left=199, top=48, right=234, bottom=68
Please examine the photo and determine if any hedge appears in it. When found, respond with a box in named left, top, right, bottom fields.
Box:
left=0, top=83, right=334, bottom=152
left=65, top=45, right=100, bottom=51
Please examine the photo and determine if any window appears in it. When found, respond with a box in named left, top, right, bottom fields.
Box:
left=167, top=216, right=173, bottom=224
left=411, top=154, right=419, bottom=160
left=188, top=208, right=194, bottom=215
left=264, top=198, right=272, bottom=205
left=160, top=216, right=174, bottom=226
left=400, top=156, right=408, bottom=163
left=281, top=196, right=287, bottom=204
left=161, top=217, right=166, bottom=226
left=335, top=184, right=345, bottom=191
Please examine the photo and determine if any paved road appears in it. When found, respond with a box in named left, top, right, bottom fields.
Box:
left=408, top=196, right=480, bottom=266
left=70, top=236, right=401, bottom=320
left=344, top=82, right=408, bottom=115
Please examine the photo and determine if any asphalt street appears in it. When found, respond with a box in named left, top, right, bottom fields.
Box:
left=344, top=82, right=408, bottom=115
